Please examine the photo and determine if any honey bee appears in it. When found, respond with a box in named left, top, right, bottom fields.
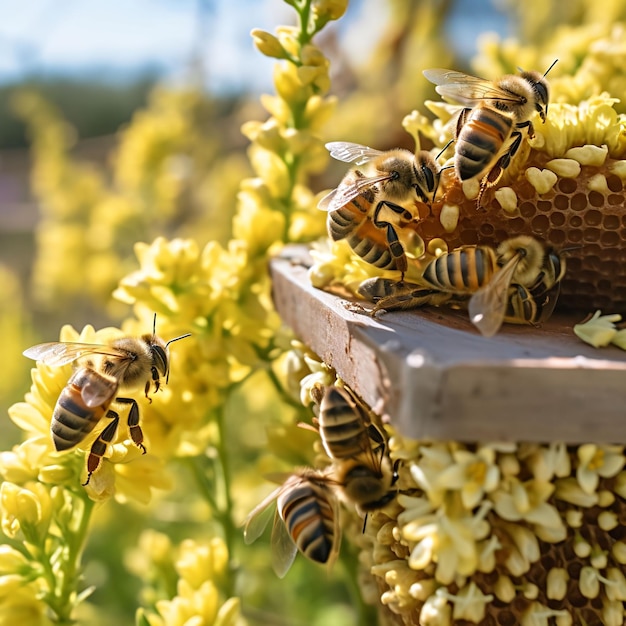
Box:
left=243, top=468, right=341, bottom=578
left=421, top=244, right=499, bottom=293
left=423, top=61, right=557, bottom=204
left=317, top=385, right=398, bottom=518
left=504, top=248, right=566, bottom=326
left=356, top=277, right=454, bottom=315
left=317, top=385, right=383, bottom=460
left=319, top=142, right=450, bottom=277
left=469, top=236, right=563, bottom=336
left=23, top=318, right=190, bottom=485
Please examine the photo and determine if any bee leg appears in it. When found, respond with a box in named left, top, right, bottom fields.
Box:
left=82, top=411, right=120, bottom=486
left=116, top=397, right=146, bottom=454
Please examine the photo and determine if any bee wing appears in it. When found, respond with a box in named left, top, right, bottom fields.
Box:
left=318, top=173, right=395, bottom=212
left=80, top=374, right=119, bottom=408
left=423, top=69, right=525, bottom=106
left=325, top=142, right=384, bottom=165
left=22, top=342, right=124, bottom=366
left=468, top=253, right=522, bottom=337
left=243, top=484, right=282, bottom=545
left=271, top=509, right=298, bottom=578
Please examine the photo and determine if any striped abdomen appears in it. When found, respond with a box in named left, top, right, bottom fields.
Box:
left=277, top=475, right=337, bottom=565
left=318, top=386, right=372, bottom=460
left=51, top=367, right=118, bottom=451
left=456, top=106, right=513, bottom=181
left=423, top=245, right=498, bottom=293
left=327, top=192, right=406, bottom=272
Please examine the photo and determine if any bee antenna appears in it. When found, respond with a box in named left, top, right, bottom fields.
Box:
left=165, top=333, right=192, bottom=349
left=435, top=139, right=454, bottom=160
left=544, top=58, right=558, bottom=77
left=163, top=333, right=191, bottom=385
left=152, top=313, right=157, bottom=336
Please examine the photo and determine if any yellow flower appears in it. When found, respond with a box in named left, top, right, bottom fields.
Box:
left=175, top=538, right=229, bottom=590
left=490, top=477, right=564, bottom=535
left=440, top=582, right=493, bottom=623
left=576, top=444, right=625, bottom=494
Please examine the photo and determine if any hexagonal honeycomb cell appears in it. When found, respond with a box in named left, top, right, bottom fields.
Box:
left=407, top=150, right=626, bottom=312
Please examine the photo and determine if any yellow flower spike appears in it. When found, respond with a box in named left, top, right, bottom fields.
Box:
left=240, top=119, right=284, bottom=153
left=214, top=597, right=243, bottom=626
left=250, top=29, right=288, bottom=59
left=302, top=94, right=336, bottom=131
left=0, top=483, right=29, bottom=538
left=0, top=585, right=49, bottom=626
left=0, top=546, right=29, bottom=577
left=311, top=0, right=348, bottom=21
left=274, top=25, right=299, bottom=57
left=176, top=538, right=229, bottom=590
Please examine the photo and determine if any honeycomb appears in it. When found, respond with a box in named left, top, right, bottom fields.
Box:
left=361, top=448, right=626, bottom=626
left=407, top=149, right=626, bottom=313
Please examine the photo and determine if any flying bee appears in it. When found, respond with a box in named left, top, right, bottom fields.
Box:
left=243, top=468, right=341, bottom=578
left=423, top=61, right=557, bottom=204
left=319, top=141, right=451, bottom=278
left=23, top=317, right=190, bottom=486
left=469, top=236, right=563, bottom=337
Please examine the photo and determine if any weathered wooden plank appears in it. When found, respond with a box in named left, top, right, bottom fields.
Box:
left=270, top=249, right=626, bottom=443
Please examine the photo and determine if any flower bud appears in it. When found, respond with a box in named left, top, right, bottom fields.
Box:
left=250, top=29, right=288, bottom=59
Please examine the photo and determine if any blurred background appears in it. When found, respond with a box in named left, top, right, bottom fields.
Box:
left=0, top=0, right=508, bottom=430
left=6, top=1, right=620, bottom=624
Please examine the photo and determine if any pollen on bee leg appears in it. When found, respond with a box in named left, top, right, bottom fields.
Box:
left=439, top=204, right=459, bottom=232
left=494, top=187, right=518, bottom=213
left=525, top=167, right=557, bottom=194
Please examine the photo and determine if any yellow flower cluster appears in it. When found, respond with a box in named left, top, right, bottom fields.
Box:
left=135, top=532, right=244, bottom=626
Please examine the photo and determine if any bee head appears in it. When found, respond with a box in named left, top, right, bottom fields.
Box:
left=519, top=59, right=557, bottom=122
left=148, top=314, right=191, bottom=387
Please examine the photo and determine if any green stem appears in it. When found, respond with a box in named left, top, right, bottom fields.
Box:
left=42, top=490, right=96, bottom=624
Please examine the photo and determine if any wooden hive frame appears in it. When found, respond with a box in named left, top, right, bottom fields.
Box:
left=270, top=247, right=626, bottom=444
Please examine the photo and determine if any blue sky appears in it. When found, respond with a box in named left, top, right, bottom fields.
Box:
left=0, top=0, right=508, bottom=92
